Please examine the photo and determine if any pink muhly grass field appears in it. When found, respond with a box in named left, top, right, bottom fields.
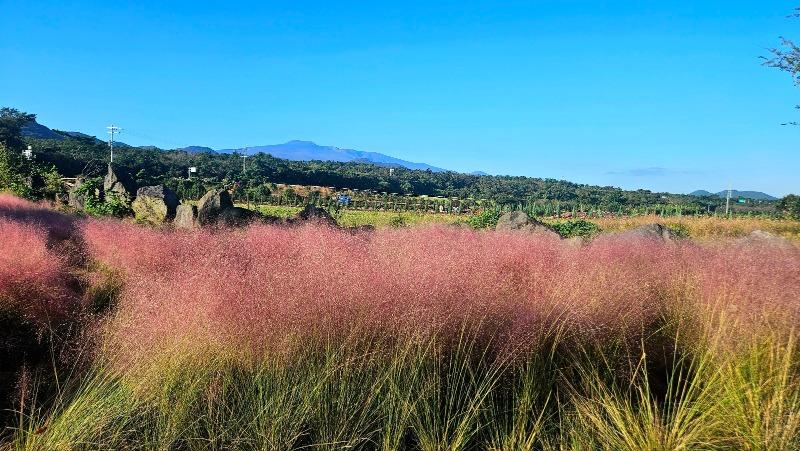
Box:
left=0, top=219, right=78, bottom=326
left=0, top=194, right=78, bottom=243
left=80, top=219, right=800, bottom=364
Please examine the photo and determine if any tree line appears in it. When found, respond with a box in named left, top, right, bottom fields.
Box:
left=2, top=107, right=796, bottom=217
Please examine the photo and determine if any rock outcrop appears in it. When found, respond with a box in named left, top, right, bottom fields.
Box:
left=103, top=164, right=136, bottom=201
left=196, top=189, right=234, bottom=226
left=67, top=177, right=87, bottom=210
left=219, top=206, right=260, bottom=227
left=495, top=211, right=558, bottom=237
left=294, top=204, right=338, bottom=227
left=131, top=185, right=179, bottom=225
left=617, top=223, right=676, bottom=241
left=174, top=204, right=198, bottom=229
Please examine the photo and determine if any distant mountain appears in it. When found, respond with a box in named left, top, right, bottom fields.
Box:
left=471, top=171, right=489, bottom=176
left=178, top=146, right=215, bottom=154
left=21, top=121, right=66, bottom=140
left=218, top=140, right=448, bottom=172
left=21, top=121, right=131, bottom=147
left=690, top=189, right=778, bottom=201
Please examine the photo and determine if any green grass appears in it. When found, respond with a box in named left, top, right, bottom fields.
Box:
left=8, top=319, right=800, bottom=450
left=254, top=204, right=465, bottom=228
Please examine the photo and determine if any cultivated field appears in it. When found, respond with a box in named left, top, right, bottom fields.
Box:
left=1, top=194, right=800, bottom=449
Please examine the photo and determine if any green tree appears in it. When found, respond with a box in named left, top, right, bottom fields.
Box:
left=0, top=107, right=36, bottom=151
left=777, top=194, right=800, bottom=219
left=763, top=8, right=800, bottom=123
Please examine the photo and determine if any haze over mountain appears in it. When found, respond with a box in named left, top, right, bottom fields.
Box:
left=689, top=190, right=778, bottom=201
left=218, top=140, right=448, bottom=173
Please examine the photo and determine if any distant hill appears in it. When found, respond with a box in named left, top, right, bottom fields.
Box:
left=218, top=140, right=448, bottom=172
left=21, top=121, right=131, bottom=147
left=178, top=146, right=216, bottom=154
left=690, top=189, right=777, bottom=201
left=20, top=121, right=66, bottom=140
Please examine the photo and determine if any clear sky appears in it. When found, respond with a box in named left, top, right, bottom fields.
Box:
left=2, top=1, right=798, bottom=195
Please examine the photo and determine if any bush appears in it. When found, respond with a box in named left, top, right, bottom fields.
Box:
left=76, top=178, right=131, bottom=217
left=388, top=215, right=406, bottom=228
left=468, top=208, right=501, bottom=229
left=778, top=194, right=800, bottom=220
left=666, top=223, right=691, bottom=238
left=549, top=219, right=601, bottom=238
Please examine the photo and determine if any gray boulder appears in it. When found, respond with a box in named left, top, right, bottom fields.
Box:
left=174, top=204, right=198, bottom=229
left=219, top=206, right=259, bottom=227
left=618, top=223, right=676, bottom=241
left=131, top=185, right=179, bottom=225
left=495, top=211, right=559, bottom=237
left=67, top=178, right=88, bottom=210
left=103, top=164, right=136, bottom=201
left=295, top=205, right=338, bottom=227
left=196, top=189, right=234, bottom=226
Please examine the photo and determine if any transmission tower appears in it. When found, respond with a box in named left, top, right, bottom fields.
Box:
left=107, top=125, right=122, bottom=163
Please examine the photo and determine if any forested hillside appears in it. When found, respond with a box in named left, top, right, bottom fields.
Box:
left=22, top=131, right=771, bottom=214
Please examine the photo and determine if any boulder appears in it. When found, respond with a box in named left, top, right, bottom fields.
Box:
left=103, top=164, right=136, bottom=201
left=495, top=211, right=559, bottom=237
left=618, top=223, right=676, bottom=241
left=219, top=206, right=260, bottom=227
left=196, top=189, right=234, bottom=226
left=131, top=185, right=179, bottom=225
left=294, top=205, right=338, bottom=227
left=174, top=204, right=198, bottom=229
left=67, top=178, right=87, bottom=210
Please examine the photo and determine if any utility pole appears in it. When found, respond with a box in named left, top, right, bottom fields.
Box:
left=725, top=185, right=732, bottom=217
left=241, top=154, right=248, bottom=173
left=107, top=125, right=122, bottom=163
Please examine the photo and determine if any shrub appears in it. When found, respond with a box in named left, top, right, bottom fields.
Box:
left=549, top=219, right=601, bottom=238
left=467, top=208, right=501, bottom=229
left=388, top=214, right=406, bottom=228
left=77, top=178, right=132, bottom=217
left=666, top=222, right=691, bottom=238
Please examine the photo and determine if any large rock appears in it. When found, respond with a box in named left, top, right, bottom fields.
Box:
left=174, top=204, right=198, bottom=229
left=219, top=206, right=259, bottom=227
left=196, top=189, right=234, bottom=226
left=294, top=205, right=337, bottom=227
left=495, top=211, right=558, bottom=237
left=103, top=164, right=136, bottom=201
left=131, top=185, right=179, bottom=225
left=618, top=223, right=676, bottom=241
left=67, top=177, right=87, bottom=210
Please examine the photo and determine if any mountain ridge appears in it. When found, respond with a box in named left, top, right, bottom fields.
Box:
left=689, top=189, right=777, bottom=201
left=217, top=140, right=448, bottom=173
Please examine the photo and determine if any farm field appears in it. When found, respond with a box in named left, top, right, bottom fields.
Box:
left=2, top=193, right=800, bottom=449
left=254, top=203, right=800, bottom=241
left=254, top=204, right=466, bottom=228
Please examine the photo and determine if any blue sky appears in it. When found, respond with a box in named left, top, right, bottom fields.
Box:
left=2, top=1, right=798, bottom=195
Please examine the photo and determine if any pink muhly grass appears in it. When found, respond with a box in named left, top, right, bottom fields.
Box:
left=77, top=219, right=798, bottom=367
left=0, top=219, right=78, bottom=326
left=0, top=194, right=78, bottom=243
